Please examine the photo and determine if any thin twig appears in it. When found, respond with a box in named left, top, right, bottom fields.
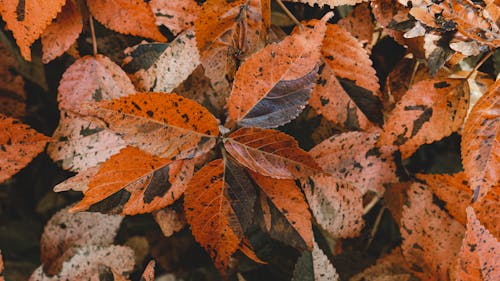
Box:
left=465, top=50, right=493, bottom=80
left=408, top=60, right=420, bottom=88
left=276, top=0, right=302, bottom=28
left=89, top=15, right=98, bottom=56
left=365, top=207, right=386, bottom=250
left=363, top=195, right=379, bottom=215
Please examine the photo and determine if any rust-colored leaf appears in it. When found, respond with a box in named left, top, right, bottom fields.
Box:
left=153, top=207, right=186, bottom=237
left=454, top=207, right=500, bottom=281
left=140, top=260, right=155, bottom=281
left=195, top=0, right=270, bottom=96
left=0, top=250, right=3, bottom=281
left=370, top=0, right=410, bottom=46
left=0, top=41, right=26, bottom=118
left=86, top=0, right=166, bottom=42
left=184, top=159, right=257, bottom=273
left=461, top=80, right=499, bottom=200
left=53, top=165, right=100, bottom=193
left=384, top=181, right=411, bottom=227
left=57, top=54, right=135, bottom=113
left=380, top=78, right=470, bottom=159
left=286, top=0, right=365, bottom=8
left=302, top=175, right=364, bottom=238
left=350, top=247, right=416, bottom=281
left=92, top=92, right=219, bottom=160
left=292, top=238, right=339, bottom=281
left=228, top=15, right=329, bottom=128
left=309, top=23, right=382, bottom=130
left=0, top=115, right=50, bottom=183
left=41, top=0, right=83, bottom=63
left=401, top=183, right=465, bottom=280
left=40, top=206, right=123, bottom=275
left=150, top=0, right=199, bottom=35
left=251, top=171, right=313, bottom=249
left=0, top=0, right=66, bottom=60
left=310, top=132, right=397, bottom=195
left=70, top=146, right=194, bottom=215
left=337, top=3, right=374, bottom=50
left=239, top=238, right=267, bottom=264
left=224, top=127, right=321, bottom=179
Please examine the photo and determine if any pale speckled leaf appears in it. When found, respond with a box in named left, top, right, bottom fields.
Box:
left=150, top=0, right=199, bottom=35
left=292, top=238, right=339, bottom=281
left=286, top=0, right=366, bottom=8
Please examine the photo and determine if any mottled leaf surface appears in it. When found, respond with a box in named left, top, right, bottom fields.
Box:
left=150, top=0, right=199, bottom=35
left=286, top=0, right=365, bottom=8
left=292, top=239, right=339, bottom=281
left=350, top=247, right=416, bottom=281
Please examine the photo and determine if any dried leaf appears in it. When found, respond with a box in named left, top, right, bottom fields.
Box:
left=30, top=245, right=135, bottom=281
left=141, top=260, right=155, bottom=281
left=224, top=127, right=321, bottom=179
left=41, top=1, right=83, bottom=63
left=454, top=207, right=500, bottom=281
left=0, top=41, right=26, bottom=118
left=40, top=206, right=123, bottom=275
left=350, top=247, right=416, bottom=281
left=310, top=132, right=397, bottom=195
left=401, top=183, right=465, bottom=280
left=150, top=0, right=199, bottom=35
left=292, top=238, right=339, bottom=281
left=380, top=79, right=470, bottom=159
left=371, top=0, right=409, bottom=45
left=337, top=3, right=375, bottom=50
left=0, top=0, right=66, bottom=60
left=461, top=80, right=499, bottom=200
left=251, top=171, right=313, bottom=249
left=309, top=23, right=382, bottom=130
left=86, top=0, right=166, bottom=42
left=302, top=175, right=364, bottom=238
left=286, top=0, right=365, bottom=8
left=0, top=115, right=50, bottom=183
left=53, top=165, right=100, bottom=193
left=383, top=182, right=410, bottom=226
left=228, top=15, right=329, bottom=128
left=123, top=30, right=200, bottom=92
left=0, top=250, right=3, bottom=281
left=153, top=207, right=186, bottom=237
left=70, top=147, right=194, bottom=215
left=92, top=92, right=219, bottom=160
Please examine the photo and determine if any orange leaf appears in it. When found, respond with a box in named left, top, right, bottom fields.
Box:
left=454, top=207, right=500, bottom=281
left=286, top=0, right=365, bottom=8
left=350, top=247, right=415, bottom=281
left=302, top=175, right=364, bottom=238
left=86, top=0, right=166, bottom=42
left=153, top=207, right=185, bottom=237
left=0, top=41, right=26, bottom=118
left=92, top=92, right=219, bottom=160
left=41, top=0, right=83, bottom=63
left=401, top=183, right=465, bottom=280
left=140, top=260, right=155, bottom=281
left=224, top=127, right=321, bottom=179
left=184, top=159, right=257, bottom=273
left=309, top=23, right=382, bottom=130
left=461, top=80, right=499, bottom=201
left=251, top=171, right=313, bottom=249
left=310, top=132, right=397, bottom=195
left=370, top=0, right=409, bottom=46
left=0, top=115, right=50, bottom=183
left=239, top=238, right=266, bottom=264
left=379, top=78, right=470, bottom=159
left=70, top=147, right=194, bottom=215
left=228, top=14, right=330, bottom=128
left=149, top=0, right=199, bottom=35
left=337, top=3, right=374, bottom=50
left=0, top=250, right=3, bottom=281
left=0, top=0, right=66, bottom=60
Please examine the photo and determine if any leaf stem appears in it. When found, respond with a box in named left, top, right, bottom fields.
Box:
left=89, top=15, right=98, bottom=56
left=465, top=50, right=493, bottom=80
left=408, top=60, right=420, bottom=88
left=275, top=0, right=302, bottom=28
left=365, top=207, right=385, bottom=250
left=363, top=195, right=379, bottom=215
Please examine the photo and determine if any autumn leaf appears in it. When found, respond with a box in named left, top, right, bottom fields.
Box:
left=86, top=0, right=166, bottom=42
left=149, top=0, right=199, bottom=35
left=310, top=131, right=397, bottom=195
left=454, top=207, right=500, bottom=281
left=0, top=41, right=26, bottom=118
left=370, top=0, right=410, bottom=46
left=41, top=0, right=83, bottom=63
left=337, top=3, right=374, bottom=50
left=309, top=23, right=382, bottom=130
left=383, top=181, right=410, bottom=227
left=350, top=247, right=416, bottom=281
left=0, top=250, right=3, bottom=281
left=379, top=78, right=470, bottom=159
left=69, top=146, right=194, bottom=215
left=91, top=92, right=219, bottom=160
left=0, top=115, right=50, bottom=183
left=302, top=175, right=364, bottom=238
left=224, top=127, right=322, bottom=179
left=292, top=238, right=339, bottom=281
left=153, top=207, right=186, bottom=237
left=401, top=183, right=465, bottom=280
left=184, top=158, right=257, bottom=273
left=286, top=0, right=365, bottom=8
left=0, top=0, right=66, bottom=60
left=461, top=80, right=499, bottom=201
left=228, top=14, right=329, bottom=128
left=140, top=260, right=155, bottom=281
left=251, top=171, right=313, bottom=249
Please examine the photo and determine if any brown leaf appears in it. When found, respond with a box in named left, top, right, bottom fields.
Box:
left=454, top=207, right=500, bottom=281
left=384, top=182, right=411, bottom=227
left=153, top=207, right=186, bottom=237
left=224, top=127, right=321, bottom=179
left=40, top=206, right=123, bottom=275
left=41, top=0, right=83, bottom=63
left=0, top=115, right=50, bottom=183
left=140, top=260, right=155, bottom=281
left=0, top=0, right=66, bottom=60
left=92, top=92, right=219, bottom=160
left=461, top=80, right=499, bottom=201
left=150, top=0, right=199, bottom=35
left=86, top=0, right=166, bottom=42
left=228, top=15, right=329, bottom=128
left=302, top=175, right=364, bottom=238
left=337, top=3, right=375, bottom=50
left=0, top=41, right=26, bottom=118
left=286, top=0, right=365, bottom=8
left=310, top=132, right=397, bottom=195
left=251, top=171, right=313, bottom=249
left=70, top=147, right=194, bottom=215
left=370, top=0, right=409, bottom=46
left=401, top=183, right=465, bottom=280
left=195, top=0, right=270, bottom=96
left=57, top=54, right=135, bottom=114
left=309, top=23, right=382, bottom=130
left=379, top=78, right=470, bottom=159
left=350, top=247, right=416, bottom=281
